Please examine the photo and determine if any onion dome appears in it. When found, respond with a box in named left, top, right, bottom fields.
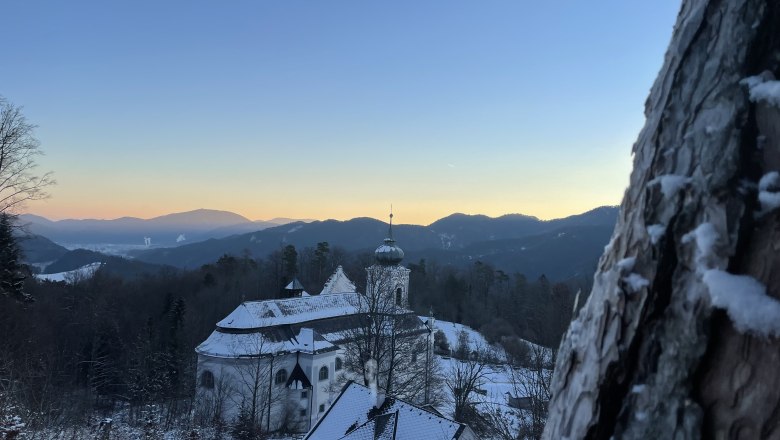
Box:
left=375, top=238, right=404, bottom=265
left=375, top=209, right=404, bottom=265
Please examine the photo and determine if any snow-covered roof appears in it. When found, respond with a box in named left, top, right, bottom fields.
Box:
left=217, top=293, right=364, bottom=329
left=196, top=327, right=336, bottom=358
left=305, top=382, right=473, bottom=440
left=320, top=265, right=356, bottom=295
left=339, top=412, right=398, bottom=440
left=285, top=278, right=305, bottom=290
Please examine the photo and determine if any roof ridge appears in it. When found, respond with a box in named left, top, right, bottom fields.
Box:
left=242, top=292, right=356, bottom=305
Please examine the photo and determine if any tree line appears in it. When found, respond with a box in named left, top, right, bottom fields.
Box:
left=0, top=235, right=585, bottom=437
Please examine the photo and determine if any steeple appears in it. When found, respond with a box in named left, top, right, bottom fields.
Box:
left=367, top=208, right=410, bottom=308
left=374, top=207, right=404, bottom=266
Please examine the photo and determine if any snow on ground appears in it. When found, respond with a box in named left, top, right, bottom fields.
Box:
left=428, top=317, right=550, bottom=361
left=436, top=355, right=546, bottom=439
left=35, top=262, right=102, bottom=283
left=427, top=317, right=491, bottom=353
left=61, top=243, right=153, bottom=256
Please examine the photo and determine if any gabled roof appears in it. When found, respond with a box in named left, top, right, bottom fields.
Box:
left=217, top=293, right=364, bottom=329
left=305, top=382, right=474, bottom=440
left=320, top=266, right=356, bottom=295
left=339, top=411, right=398, bottom=440
left=285, top=278, right=305, bottom=290
left=286, top=360, right=313, bottom=389
left=196, top=327, right=336, bottom=358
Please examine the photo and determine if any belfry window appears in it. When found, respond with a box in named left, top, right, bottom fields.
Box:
left=319, top=366, right=329, bottom=381
left=396, top=287, right=403, bottom=306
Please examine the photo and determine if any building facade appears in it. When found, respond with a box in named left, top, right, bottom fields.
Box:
left=195, top=231, right=433, bottom=433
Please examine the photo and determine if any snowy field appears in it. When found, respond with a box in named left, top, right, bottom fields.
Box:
left=61, top=243, right=154, bottom=256
left=35, top=262, right=102, bottom=283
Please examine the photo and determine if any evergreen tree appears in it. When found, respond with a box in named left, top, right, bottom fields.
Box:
left=0, top=214, right=30, bottom=302
left=282, top=244, right=297, bottom=278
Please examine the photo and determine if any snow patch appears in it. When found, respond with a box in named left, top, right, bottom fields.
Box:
left=682, top=223, right=719, bottom=270
left=36, top=262, right=102, bottom=283
left=703, top=269, right=780, bottom=337
left=759, top=171, right=779, bottom=191
left=648, top=174, right=691, bottom=198
left=758, top=171, right=780, bottom=213
left=616, top=257, right=636, bottom=272
left=438, top=232, right=455, bottom=249
left=176, top=234, right=186, bottom=243
left=631, top=384, right=646, bottom=394
left=742, top=76, right=780, bottom=107
left=623, top=273, right=649, bottom=293
left=647, top=224, right=666, bottom=245
left=759, top=191, right=780, bottom=212
left=287, top=225, right=303, bottom=233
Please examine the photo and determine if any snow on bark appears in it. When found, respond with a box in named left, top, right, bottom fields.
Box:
left=544, top=1, right=779, bottom=439
left=703, top=270, right=780, bottom=337
left=648, top=174, right=692, bottom=198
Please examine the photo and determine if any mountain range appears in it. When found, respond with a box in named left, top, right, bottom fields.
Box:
left=18, top=209, right=314, bottom=247
left=19, top=206, right=619, bottom=281
left=127, top=206, right=619, bottom=279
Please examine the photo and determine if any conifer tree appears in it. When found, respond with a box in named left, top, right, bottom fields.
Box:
left=0, top=214, right=30, bottom=302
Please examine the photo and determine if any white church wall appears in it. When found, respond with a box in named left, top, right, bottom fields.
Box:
left=196, top=349, right=344, bottom=433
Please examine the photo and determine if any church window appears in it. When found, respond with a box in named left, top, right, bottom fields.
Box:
left=319, top=404, right=326, bottom=413
left=301, top=390, right=308, bottom=399
left=396, top=287, right=403, bottom=306
left=300, top=409, right=307, bottom=417
left=275, top=369, right=288, bottom=385
left=335, top=357, right=343, bottom=371
left=200, top=370, right=214, bottom=389
left=411, top=352, right=418, bottom=363
left=319, top=366, right=329, bottom=381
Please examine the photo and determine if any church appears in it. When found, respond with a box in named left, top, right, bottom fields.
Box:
left=195, top=222, right=434, bottom=433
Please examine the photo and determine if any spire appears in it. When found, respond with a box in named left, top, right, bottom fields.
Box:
left=388, top=204, right=394, bottom=239
left=375, top=206, right=404, bottom=265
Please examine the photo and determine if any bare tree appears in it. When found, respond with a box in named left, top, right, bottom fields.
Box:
left=339, top=267, right=434, bottom=403
left=544, top=1, right=780, bottom=438
left=0, top=97, right=53, bottom=215
left=510, top=345, right=554, bottom=439
left=444, top=346, right=492, bottom=435
left=228, top=335, right=285, bottom=436
left=195, top=366, right=234, bottom=428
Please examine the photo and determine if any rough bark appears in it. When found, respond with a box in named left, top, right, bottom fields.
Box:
left=543, top=0, right=780, bottom=439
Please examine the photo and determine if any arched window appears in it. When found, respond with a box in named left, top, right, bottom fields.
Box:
left=411, top=352, right=418, bottom=363
left=275, top=369, right=288, bottom=385
left=335, top=357, right=343, bottom=371
left=200, top=370, right=214, bottom=389
left=396, top=287, right=403, bottom=306
left=319, top=366, right=329, bottom=381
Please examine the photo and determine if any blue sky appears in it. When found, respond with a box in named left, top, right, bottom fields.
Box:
left=3, top=1, right=680, bottom=224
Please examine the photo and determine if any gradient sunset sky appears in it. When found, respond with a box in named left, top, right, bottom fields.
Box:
left=3, top=1, right=680, bottom=225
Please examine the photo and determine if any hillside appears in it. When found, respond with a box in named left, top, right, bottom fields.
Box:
left=18, top=209, right=309, bottom=247
left=131, top=207, right=618, bottom=279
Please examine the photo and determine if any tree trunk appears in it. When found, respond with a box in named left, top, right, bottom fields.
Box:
left=543, top=1, right=780, bottom=439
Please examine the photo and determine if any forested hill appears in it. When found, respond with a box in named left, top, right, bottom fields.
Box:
left=130, top=206, right=618, bottom=279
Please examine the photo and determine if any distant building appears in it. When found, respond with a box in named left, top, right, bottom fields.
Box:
left=195, top=222, right=433, bottom=433
left=304, top=381, right=478, bottom=440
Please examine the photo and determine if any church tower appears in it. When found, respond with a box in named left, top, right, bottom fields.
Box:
left=366, top=210, right=411, bottom=309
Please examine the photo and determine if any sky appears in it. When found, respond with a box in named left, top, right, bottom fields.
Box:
left=2, top=1, right=681, bottom=225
